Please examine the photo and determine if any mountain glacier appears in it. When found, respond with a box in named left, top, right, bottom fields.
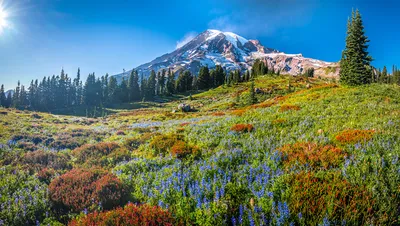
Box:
left=113, top=29, right=339, bottom=81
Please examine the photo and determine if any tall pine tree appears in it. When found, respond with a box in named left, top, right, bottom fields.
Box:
left=340, top=9, right=373, bottom=85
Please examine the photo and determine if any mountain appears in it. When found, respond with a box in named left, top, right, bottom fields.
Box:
left=5, top=90, right=14, bottom=97
left=113, top=29, right=339, bottom=81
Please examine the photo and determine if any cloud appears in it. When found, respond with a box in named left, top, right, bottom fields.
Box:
left=176, top=31, right=197, bottom=49
left=208, top=0, right=317, bottom=37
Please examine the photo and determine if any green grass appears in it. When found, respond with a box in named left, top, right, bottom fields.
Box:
left=0, top=75, right=399, bottom=225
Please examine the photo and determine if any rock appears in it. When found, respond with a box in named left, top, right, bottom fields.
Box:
left=317, top=129, right=324, bottom=134
left=178, top=103, right=191, bottom=112
left=306, top=83, right=311, bottom=89
left=255, top=88, right=263, bottom=94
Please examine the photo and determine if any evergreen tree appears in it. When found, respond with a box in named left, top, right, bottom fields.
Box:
left=197, top=66, right=210, bottom=90
left=5, top=91, right=12, bottom=108
left=249, top=81, right=257, bottom=104
left=382, top=66, right=388, bottom=84
left=128, top=70, right=140, bottom=101
left=233, top=70, right=241, bottom=84
left=159, top=69, right=166, bottom=95
left=107, top=76, right=119, bottom=105
left=119, top=78, right=129, bottom=103
left=147, top=70, right=157, bottom=100
left=245, top=70, right=250, bottom=82
left=166, top=69, right=176, bottom=95
left=0, top=84, right=6, bottom=107
left=13, top=81, right=20, bottom=109
left=340, top=9, right=373, bottom=85
left=176, top=71, right=193, bottom=92
left=75, top=68, right=83, bottom=106
left=210, top=69, right=216, bottom=88
left=140, top=74, right=146, bottom=99
left=20, top=85, right=28, bottom=109
left=215, top=65, right=225, bottom=87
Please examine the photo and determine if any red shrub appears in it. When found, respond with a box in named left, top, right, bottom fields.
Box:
left=68, top=203, right=177, bottom=226
left=212, top=112, right=226, bottom=116
left=230, top=124, right=254, bottom=133
left=37, top=167, right=56, bottom=184
left=149, top=134, right=181, bottom=155
left=335, top=129, right=375, bottom=144
left=279, top=104, right=301, bottom=112
left=288, top=171, right=375, bottom=224
left=279, top=143, right=346, bottom=170
left=180, top=122, right=190, bottom=127
left=49, top=168, right=127, bottom=213
left=231, top=109, right=246, bottom=116
left=170, top=140, right=199, bottom=159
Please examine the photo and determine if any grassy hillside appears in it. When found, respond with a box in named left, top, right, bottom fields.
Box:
left=0, top=75, right=399, bottom=225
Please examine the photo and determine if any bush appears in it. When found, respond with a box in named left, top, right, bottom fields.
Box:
left=72, top=142, right=123, bottom=166
left=68, top=203, right=177, bottom=226
left=279, top=104, right=301, bottom=112
left=37, top=167, right=56, bottom=184
left=23, top=150, right=71, bottom=171
left=124, top=133, right=158, bottom=150
left=49, top=168, right=128, bottom=213
left=287, top=171, right=375, bottom=225
left=230, top=124, right=254, bottom=133
left=231, top=109, right=246, bottom=116
left=278, top=143, right=345, bottom=170
left=170, top=140, right=199, bottom=159
left=335, top=129, right=375, bottom=144
left=149, top=134, right=181, bottom=155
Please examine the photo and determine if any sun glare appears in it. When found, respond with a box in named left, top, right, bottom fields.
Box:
left=0, top=6, right=9, bottom=32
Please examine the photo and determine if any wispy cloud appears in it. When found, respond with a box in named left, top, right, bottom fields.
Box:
left=176, top=31, right=197, bottom=49
left=208, top=0, right=317, bottom=37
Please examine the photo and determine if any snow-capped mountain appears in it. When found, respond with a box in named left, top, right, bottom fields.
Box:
left=113, top=29, right=339, bottom=80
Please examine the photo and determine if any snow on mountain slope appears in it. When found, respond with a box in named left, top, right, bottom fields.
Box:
left=113, top=29, right=339, bottom=81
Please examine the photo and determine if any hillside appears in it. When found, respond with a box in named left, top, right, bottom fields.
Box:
left=113, top=30, right=339, bottom=81
left=0, top=75, right=399, bottom=225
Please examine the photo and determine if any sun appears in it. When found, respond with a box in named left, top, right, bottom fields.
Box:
left=0, top=6, right=8, bottom=32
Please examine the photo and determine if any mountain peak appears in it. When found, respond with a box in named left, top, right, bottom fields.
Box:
left=204, top=29, right=249, bottom=47
left=112, top=30, right=338, bottom=81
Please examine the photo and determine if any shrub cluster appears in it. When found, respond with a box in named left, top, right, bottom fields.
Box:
left=49, top=168, right=128, bottom=213
left=335, top=129, right=375, bottom=144
left=287, top=171, right=375, bottom=225
left=72, top=142, right=129, bottom=167
left=279, top=104, right=301, bottom=112
left=279, top=142, right=346, bottom=170
left=149, top=134, right=181, bottom=155
left=68, top=203, right=177, bottom=226
left=170, top=140, right=199, bottom=159
left=230, top=124, right=254, bottom=133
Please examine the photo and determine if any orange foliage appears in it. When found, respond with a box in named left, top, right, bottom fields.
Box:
left=170, top=140, right=199, bottom=159
left=272, top=118, right=287, bottom=125
left=279, top=143, right=345, bottom=170
left=231, top=109, right=246, bottom=116
left=68, top=203, right=177, bottom=226
left=212, top=112, right=226, bottom=116
left=230, top=124, right=254, bottom=133
left=288, top=171, right=375, bottom=223
left=279, top=104, right=301, bottom=112
left=335, top=129, right=375, bottom=144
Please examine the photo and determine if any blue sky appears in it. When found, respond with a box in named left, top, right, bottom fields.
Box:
left=0, top=0, right=399, bottom=90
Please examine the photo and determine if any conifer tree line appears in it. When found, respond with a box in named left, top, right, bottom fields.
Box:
left=0, top=64, right=266, bottom=111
